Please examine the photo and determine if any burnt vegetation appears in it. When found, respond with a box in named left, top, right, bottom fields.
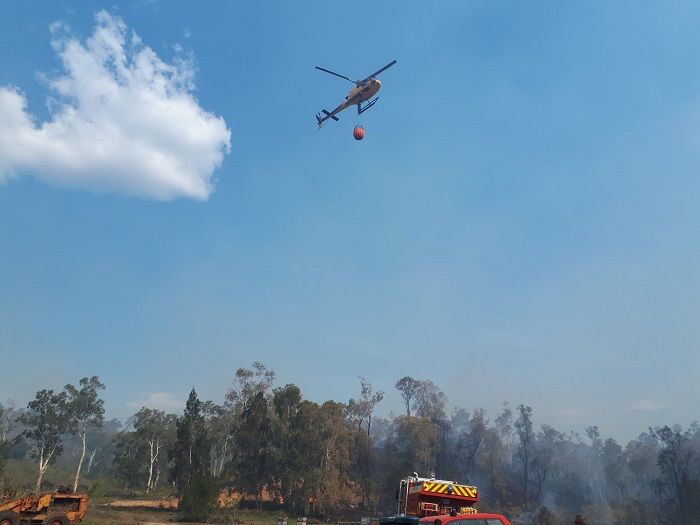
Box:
left=1, top=365, right=699, bottom=525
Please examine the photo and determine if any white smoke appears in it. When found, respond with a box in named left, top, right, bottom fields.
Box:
left=0, top=11, right=231, bottom=200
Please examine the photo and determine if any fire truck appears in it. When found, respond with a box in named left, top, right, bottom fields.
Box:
left=397, top=474, right=479, bottom=517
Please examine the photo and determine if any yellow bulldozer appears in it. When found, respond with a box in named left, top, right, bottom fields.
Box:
left=0, top=492, right=89, bottom=525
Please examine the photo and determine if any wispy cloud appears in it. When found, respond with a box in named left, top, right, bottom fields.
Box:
left=127, top=392, right=183, bottom=410
left=0, top=11, right=230, bottom=200
left=633, top=399, right=670, bottom=412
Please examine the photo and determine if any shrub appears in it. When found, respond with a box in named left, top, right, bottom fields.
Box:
left=178, top=475, right=219, bottom=522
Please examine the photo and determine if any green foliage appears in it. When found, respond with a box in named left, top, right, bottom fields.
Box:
left=270, top=384, right=303, bottom=508
left=177, top=475, right=219, bottom=522
left=395, top=376, right=421, bottom=417
left=87, top=478, right=107, bottom=497
left=386, top=415, right=439, bottom=478
left=20, top=388, right=74, bottom=492
left=0, top=438, right=8, bottom=477
left=234, top=391, right=272, bottom=508
left=65, top=377, right=106, bottom=431
left=411, top=380, right=445, bottom=421
left=226, top=363, right=276, bottom=415
left=132, top=407, right=176, bottom=492
left=113, top=431, right=147, bottom=490
left=21, top=389, right=73, bottom=463
left=65, top=376, right=106, bottom=491
left=170, top=388, right=211, bottom=495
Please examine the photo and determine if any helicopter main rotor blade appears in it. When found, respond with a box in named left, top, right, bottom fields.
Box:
left=315, top=66, right=356, bottom=83
left=362, top=60, right=397, bottom=81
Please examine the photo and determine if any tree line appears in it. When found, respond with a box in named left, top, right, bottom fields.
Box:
left=1, top=363, right=700, bottom=525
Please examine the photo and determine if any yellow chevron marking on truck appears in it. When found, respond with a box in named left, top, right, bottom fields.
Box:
left=420, top=483, right=478, bottom=498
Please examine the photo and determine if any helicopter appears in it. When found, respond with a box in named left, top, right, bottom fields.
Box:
left=315, top=60, right=396, bottom=129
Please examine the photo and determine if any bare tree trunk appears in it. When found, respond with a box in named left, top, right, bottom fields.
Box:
left=365, top=415, right=372, bottom=508
left=1, top=402, right=15, bottom=442
left=147, top=440, right=155, bottom=493
left=216, top=437, right=229, bottom=477
left=35, top=447, right=50, bottom=494
left=87, top=448, right=97, bottom=474
left=35, top=471, right=45, bottom=494
left=35, top=462, right=44, bottom=494
left=146, top=438, right=163, bottom=493
left=73, top=430, right=87, bottom=493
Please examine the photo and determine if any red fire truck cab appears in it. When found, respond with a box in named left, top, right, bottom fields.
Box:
left=420, top=514, right=512, bottom=525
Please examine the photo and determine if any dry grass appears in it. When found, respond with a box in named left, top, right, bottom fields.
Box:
left=81, top=505, right=293, bottom=525
left=81, top=506, right=181, bottom=525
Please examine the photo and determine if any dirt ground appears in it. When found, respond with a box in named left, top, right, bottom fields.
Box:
left=104, top=497, right=179, bottom=509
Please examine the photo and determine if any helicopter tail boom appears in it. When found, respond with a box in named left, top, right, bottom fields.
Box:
left=316, top=109, right=339, bottom=128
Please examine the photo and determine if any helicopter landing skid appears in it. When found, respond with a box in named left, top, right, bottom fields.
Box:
left=358, top=97, right=379, bottom=115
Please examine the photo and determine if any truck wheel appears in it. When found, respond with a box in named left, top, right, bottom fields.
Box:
left=42, top=514, right=69, bottom=525
left=0, top=512, right=20, bottom=525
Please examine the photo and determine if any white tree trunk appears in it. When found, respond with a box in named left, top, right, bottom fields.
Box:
left=147, top=440, right=155, bottom=493
left=87, top=448, right=97, bottom=474
left=217, top=437, right=229, bottom=477
left=35, top=446, right=53, bottom=494
left=73, top=430, right=87, bottom=493
left=35, top=455, right=45, bottom=494
left=146, top=438, right=163, bottom=493
left=1, top=402, right=15, bottom=442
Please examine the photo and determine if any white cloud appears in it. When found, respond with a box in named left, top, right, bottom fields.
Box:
left=0, top=11, right=231, bottom=200
left=633, top=399, right=670, bottom=412
left=127, top=392, right=183, bottom=410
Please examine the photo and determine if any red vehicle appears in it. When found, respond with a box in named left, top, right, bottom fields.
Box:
left=397, top=475, right=479, bottom=517
left=420, top=513, right=512, bottom=525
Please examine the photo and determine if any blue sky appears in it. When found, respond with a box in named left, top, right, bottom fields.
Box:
left=1, top=1, right=698, bottom=442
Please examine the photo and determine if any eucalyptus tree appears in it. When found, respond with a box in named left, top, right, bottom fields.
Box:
left=0, top=402, right=10, bottom=478
left=348, top=377, right=384, bottom=508
left=132, top=407, right=175, bottom=492
left=170, top=388, right=211, bottom=495
left=84, top=418, right=121, bottom=477
left=412, top=380, right=446, bottom=421
left=652, top=424, right=697, bottom=524
left=20, top=389, right=74, bottom=493
left=515, top=404, right=534, bottom=509
left=387, top=415, right=439, bottom=477
left=234, top=391, right=272, bottom=509
left=201, top=401, right=233, bottom=478
left=458, top=408, right=489, bottom=481
left=531, top=424, right=562, bottom=506
left=223, top=363, right=276, bottom=481
left=225, top=362, right=276, bottom=416
left=65, top=376, right=105, bottom=492
left=395, top=377, right=420, bottom=417
left=0, top=400, right=17, bottom=442
left=316, top=401, right=352, bottom=515
left=271, top=384, right=303, bottom=507
left=113, top=430, right=146, bottom=491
